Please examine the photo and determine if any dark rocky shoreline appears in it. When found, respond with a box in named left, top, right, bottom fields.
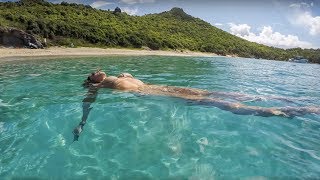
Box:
left=0, top=27, right=43, bottom=49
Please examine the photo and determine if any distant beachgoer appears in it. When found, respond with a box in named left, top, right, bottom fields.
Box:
left=72, top=69, right=319, bottom=141
left=43, top=38, right=47, bottom=47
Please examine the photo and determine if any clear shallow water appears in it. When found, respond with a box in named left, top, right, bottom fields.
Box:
left=0, top=56, right=319, bottom=179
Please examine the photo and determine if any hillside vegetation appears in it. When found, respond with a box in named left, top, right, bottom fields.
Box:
left=0, top=0, right=319, bottom=63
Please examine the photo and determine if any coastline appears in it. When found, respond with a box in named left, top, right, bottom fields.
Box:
left=0, top=47, right=218, bottom=61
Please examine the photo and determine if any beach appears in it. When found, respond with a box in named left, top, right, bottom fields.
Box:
left=0, top=47, right=217, bottom=60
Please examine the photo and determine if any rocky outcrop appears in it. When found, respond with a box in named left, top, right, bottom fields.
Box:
left=0, top=27, right=43, bottom=49
left=113, top=7, right=121, bottom=14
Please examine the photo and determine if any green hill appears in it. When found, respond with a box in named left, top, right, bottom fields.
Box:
left=0, top=0, right=319, bottom=63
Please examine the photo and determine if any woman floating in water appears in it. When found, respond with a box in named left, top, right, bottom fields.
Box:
left=83, top=70, right=319, bottom=117
left=72, top=69, right=319, bottom=141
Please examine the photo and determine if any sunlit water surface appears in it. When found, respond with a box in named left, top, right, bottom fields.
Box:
left=0, top=56, right=319, bottom=179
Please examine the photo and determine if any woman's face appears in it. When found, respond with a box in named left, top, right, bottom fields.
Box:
left=89, top=71, right=106, bottom=83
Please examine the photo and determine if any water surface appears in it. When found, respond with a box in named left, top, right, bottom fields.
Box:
left=0, top=56, right=319, bottom=179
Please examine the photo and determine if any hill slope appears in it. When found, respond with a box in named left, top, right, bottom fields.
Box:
left=0, top=0, right=319, bottom=63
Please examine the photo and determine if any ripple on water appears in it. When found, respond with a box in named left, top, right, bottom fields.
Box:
left=0, top=122, right=5, bottom=134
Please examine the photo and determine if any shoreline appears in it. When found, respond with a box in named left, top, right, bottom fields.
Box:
left=0, top=47, right=219, bottom=61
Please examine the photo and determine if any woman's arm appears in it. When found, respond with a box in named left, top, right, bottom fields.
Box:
left=72, top=86, right=99, bottom=142
left=81, top=86, right=99, bottom=123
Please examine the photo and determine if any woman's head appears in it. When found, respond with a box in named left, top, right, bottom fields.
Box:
left=88, top=70, right=106, bottom=83
left=83, top=70, right=107, bottom=87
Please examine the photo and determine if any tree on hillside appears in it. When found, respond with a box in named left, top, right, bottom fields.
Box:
left=0, top=0, right=319, bottom=63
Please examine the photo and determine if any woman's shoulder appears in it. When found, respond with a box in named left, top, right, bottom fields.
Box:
left=99, top=76, right=118, bottom=88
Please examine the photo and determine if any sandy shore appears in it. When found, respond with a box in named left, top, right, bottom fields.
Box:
left=0, top=47, right=218, bottom=61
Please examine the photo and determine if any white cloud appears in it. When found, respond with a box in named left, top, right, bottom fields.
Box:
left=214, top=23, right=223, bottom=26
left=289, top=3, right=301, bottom=8
left=122, top=7, right=138, bottom=15
left=52, top=0, right=82, bottom=4
left=120, top=0, right=155, bottom=4
left=288, top=2, right=320, bottom=36
left=289, top=2, right=312, bottom=9
left=293, top=12, right=320, bottom=36
left=229, top=23, right=251, bottom=36
left=229, top=23, right=313, bottom=49
left=90, top=1, right=113, bottom=9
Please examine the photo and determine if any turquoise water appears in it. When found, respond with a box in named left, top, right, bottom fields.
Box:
left=0, top=56, right=319, bottom=179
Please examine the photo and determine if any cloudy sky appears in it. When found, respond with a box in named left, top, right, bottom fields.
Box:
left=2, top=0, right=319, bottom=49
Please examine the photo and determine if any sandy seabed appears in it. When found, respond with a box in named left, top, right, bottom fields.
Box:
left=0, top=47, right=218, bottom=61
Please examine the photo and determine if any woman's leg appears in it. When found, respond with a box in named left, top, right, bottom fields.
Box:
left=196, top=97, right=320, bottom=117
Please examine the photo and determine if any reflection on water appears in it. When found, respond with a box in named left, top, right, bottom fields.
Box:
left=0, top=56, right=319, bottom=179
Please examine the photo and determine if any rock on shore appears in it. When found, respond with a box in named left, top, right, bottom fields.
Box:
left=0, top=27, right=43, bottom=49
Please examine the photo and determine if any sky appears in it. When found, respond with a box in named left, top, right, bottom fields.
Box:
left=2, top=0, right=320, bottom=49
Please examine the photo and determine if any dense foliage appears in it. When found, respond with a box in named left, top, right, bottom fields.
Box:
left=0, top=0, right=319, bottom=63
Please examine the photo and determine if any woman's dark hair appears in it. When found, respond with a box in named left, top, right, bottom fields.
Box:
left=82, top=69, right=103, bottom=87
left=82, top=72, right=95, bottom=88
